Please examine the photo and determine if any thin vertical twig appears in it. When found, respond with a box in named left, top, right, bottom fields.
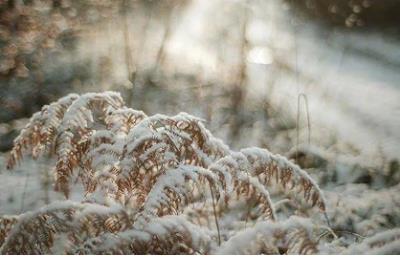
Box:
left=154, top=3, right=180, bottom=71
left=230, top=0, right=250, bottom=141
left=20, top=172, right=30, bottom=213
left=121, top=0, right=135, bottom=107
left=208, top=183, right=221, bottom=246
left=296, top=93, right=311, bottom=163
left=291, top=1, right=312, bottom=164
left=42, top=158, right=50, bottom=205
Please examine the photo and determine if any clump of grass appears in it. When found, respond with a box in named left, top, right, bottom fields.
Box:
left=3, top=91, right=397, bottom=254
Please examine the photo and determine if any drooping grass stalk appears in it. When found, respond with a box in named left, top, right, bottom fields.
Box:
left=296, top=93, right=311, bottom=163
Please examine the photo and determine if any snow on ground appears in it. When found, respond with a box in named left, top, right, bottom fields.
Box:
left=0, top=155, right=86, bottom=215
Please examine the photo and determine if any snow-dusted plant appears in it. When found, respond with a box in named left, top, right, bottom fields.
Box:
left=2, top=91, right=331, bottom=254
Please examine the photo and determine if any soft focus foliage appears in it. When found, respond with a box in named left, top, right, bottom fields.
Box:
left=288, top=0, right=400, bottom=28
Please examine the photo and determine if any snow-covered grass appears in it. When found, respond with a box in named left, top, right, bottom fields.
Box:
left=1, top=91, right=399, bottom=254
left=1, top=0, right=399, bottom=255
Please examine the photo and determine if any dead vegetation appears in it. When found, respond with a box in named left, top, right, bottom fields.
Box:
left=1, top=91, right=399, bottom=254
left=0, top=91, right=334, bottom=254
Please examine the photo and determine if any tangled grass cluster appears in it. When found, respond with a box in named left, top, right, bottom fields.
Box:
left=1, top=91, right=399, bottom=254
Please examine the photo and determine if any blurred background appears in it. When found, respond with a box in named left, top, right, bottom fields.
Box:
left=1, top=0, right=400, bottom=188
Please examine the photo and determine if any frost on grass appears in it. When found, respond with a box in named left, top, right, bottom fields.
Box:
left=1, top=91, right=399, bottom=254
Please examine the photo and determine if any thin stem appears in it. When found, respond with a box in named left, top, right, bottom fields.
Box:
left=121, top=0, right=135, bottom=107
left=208, top=183, right=221, bottom=246
left=318, top=227, right=366, bottom=243
left=154, top=4, right=180, bottom=71
left=296, top=93, right=311, bottom=163
left=230, top=0, right=250, bottom=141
left=20, top=172, right=30, bottom=213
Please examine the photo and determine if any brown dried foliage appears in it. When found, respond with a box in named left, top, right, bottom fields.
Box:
left=2, top=91, right=328, bottom=254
